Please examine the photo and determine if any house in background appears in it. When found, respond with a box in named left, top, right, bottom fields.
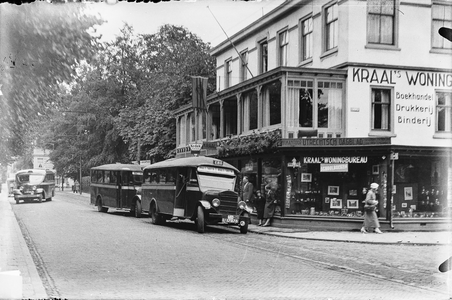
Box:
left=33, top=147, right=54, bottom=171
left=174, top=0, right=452, bottom=230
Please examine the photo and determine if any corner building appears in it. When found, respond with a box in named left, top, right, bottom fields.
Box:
left=174, top=0, right=452, bottom=231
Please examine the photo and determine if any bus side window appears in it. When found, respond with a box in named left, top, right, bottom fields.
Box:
left=188, top=168, right=198, bottom=185
left=144, top=171, right=151, bottom=183
left=166, top=168, right=176, bottom=184
left=104, top=171, right=111, bottom=184
left=97, top=171, right=103, bottom=183
left=91, top=171, right=97, bottom=183
left=151, top=171, right=160, bottom=184
left=159, top=170, right=166, bottom=184
left=110, top=171, right=117, bottom=184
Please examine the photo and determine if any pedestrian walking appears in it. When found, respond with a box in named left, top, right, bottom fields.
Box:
left=262, top=183, right=278, bottom=227
left=254, top=190, right=265, bottom=226
left=361, top=182, right=383, bottom=234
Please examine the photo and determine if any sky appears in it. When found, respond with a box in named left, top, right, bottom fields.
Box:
left=88, top=0, right=286, bottom=47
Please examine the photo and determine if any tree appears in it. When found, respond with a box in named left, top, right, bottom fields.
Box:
left=0, top=2, right=104, bottom=166
left=115, top=24, right=216, bottom=162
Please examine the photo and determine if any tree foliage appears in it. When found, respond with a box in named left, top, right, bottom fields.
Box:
left=0, top=2, right=104, bottom=166
left=115, top=24, right=216, bottom=162
left=20, top=23, right=216, bottom=179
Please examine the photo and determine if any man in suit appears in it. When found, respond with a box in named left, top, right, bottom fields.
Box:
left=242, top=176, right=254, bottom=204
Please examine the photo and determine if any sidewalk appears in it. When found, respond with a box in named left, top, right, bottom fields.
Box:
left=247, top=223, right=452, bottom=245
left=0, top=186, right=47, bottom=299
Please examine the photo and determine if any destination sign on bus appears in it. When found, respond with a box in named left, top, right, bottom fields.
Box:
left=198, top=166, right=234, bottom=176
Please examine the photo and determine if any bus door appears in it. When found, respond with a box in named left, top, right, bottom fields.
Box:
left=174, top=168, right=188, bottom=217
left=185, top=167, right=201, bottom=217
left=118, top=171, right=133, bottom=209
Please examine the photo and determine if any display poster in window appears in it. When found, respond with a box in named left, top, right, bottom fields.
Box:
left=285, top=175, right=292, bottom=209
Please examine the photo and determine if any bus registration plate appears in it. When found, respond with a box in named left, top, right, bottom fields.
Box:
left=223, top=215, right=238, bottom=224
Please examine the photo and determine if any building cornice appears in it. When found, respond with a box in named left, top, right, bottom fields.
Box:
left=334, top=62, right=452, bottom=73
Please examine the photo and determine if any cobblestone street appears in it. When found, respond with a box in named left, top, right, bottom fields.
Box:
left=9, top=191, right=450, bottom=300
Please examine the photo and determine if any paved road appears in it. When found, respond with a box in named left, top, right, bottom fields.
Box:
left=11, top=192, right=450, bottom=300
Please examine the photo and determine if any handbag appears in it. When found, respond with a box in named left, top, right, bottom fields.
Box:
left=364, top=204, right=376, bottom=211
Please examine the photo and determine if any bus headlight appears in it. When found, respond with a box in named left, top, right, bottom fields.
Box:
left=212, top=198, right=220, bottom=207
left=238, top=201, right=246, bottom=210
left=32, top=186, right=37, bottom=191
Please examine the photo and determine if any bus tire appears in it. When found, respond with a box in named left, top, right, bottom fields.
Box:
left=134, top=200, right=142, bottom=218
left=38, top=195, right=42, bottom=203
left=15, top=199, right=19, bottom=204
left=97, top=198, right=108, bottom=213
left=196, top=206, right=205, bottom=233
left=239, top=213, right=249, bottom=234
left=150, top=204, right=164, bottom=225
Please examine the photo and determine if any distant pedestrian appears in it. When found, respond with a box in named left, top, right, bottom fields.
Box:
left=361, top=183, right=382, bottom=234
left=75, top=180, right=80, bottom=193
left=254, top=190, right=265, bottom=226
left=262, top=183, right=278, bottom=227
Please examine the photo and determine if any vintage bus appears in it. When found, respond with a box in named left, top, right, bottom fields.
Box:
left=139, top=156, right=252, bottom=234
left=90, top=163, right=144, bottom=215
left=13, top=169, right=56, bottom=204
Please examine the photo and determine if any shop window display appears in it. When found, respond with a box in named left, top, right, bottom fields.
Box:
left=391, top=159, right=449, bottom=218
left=285, top=156, right=373, bottom=217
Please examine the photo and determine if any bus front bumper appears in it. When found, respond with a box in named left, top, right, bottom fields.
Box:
left=208, top=213, right=250, bottom=225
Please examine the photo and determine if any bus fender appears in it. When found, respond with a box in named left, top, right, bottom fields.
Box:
left=149, top=198, right=157, bottom=211
left=199, top=200, right=211, bottom=210
left=36, top=188, right=44, bottom=194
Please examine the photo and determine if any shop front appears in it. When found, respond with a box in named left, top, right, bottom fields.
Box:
left=219, top=137, right=451, bottom=231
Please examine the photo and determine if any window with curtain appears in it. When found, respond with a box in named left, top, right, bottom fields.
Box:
left=268, top=81, right=281, bottom=126
left=371, top=88, right=391, bottom=130
left=432, top=4, right=452, bottom=49
left=248, top=91, right=258, bottom=130
left=287, top=80, right=314, bottom=128
left=240, top=51, right=248, bottom=81
left=325, top=3, right=338, bottom=51
left=279, top=30, right=288, bottom=66
left=436, top=91, right=452, bottom=132
left=317, top=81, right=343, bottom=130
left=260, top=40, right=268, bottom=74
left=225, top=59, right=232, bottom=88
left=367, top=0, right=395, bottom=45
left=301, top=17, right=313, bottom=61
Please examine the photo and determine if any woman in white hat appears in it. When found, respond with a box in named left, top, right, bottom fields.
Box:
left=361, top=183, right=383, bottom=234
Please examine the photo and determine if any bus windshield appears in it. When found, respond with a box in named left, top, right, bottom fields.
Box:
left=196, top=166, right=236, bottom=191
left=16, top=174, right=44, bottom=185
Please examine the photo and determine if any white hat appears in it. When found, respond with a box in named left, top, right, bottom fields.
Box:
left=370, top=183, right=379, bottom=189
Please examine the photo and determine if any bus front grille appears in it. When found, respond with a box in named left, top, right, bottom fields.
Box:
left=218, top=191, right=238, bottom=215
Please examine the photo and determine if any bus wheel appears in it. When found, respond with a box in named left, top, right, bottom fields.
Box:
left=196, top=206, right=205, bottom=233
left=15, top=199, right=19, bottom=204
left=134, top=200, right=142, bottom=218
left=150, top=204, right=164, bottom=225
left=38, top=195, right=42, bottom=203
left=239, top=213, right=249, bottom=234
left=97, top=199, right=108, bottom=213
